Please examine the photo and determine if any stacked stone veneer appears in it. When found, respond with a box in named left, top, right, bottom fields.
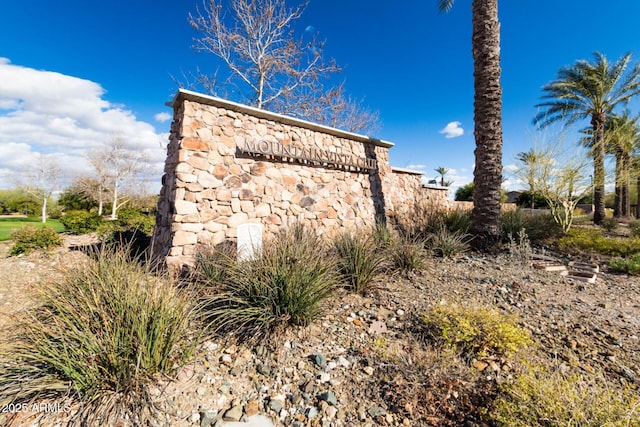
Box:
left=153, top=90, right=445, bottom=268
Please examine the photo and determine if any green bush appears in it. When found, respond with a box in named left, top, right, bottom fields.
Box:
left=9, top=225, right=63, bottom=255
left=558, top=228, right=640, bottom=257
left=201, top=227, right=340, bottom=337
left=501, top=209, right=562, bottom=243
left=115, top=207, right=155, bottom=235
left=501, top=209, right=528, bottom=243
left=629, top=219, right=640, bottom=237
left=428, top=225, right=470, bottom=257
left=60, top=210, right=102, bottom=234
left=96, top=208, right=155, bottom=256
left=600, top=217, right=619, bottom=232
left=421, top=305, right=531, bottom=359
left=514, top=191, right=548, bottom=209
left=490, top=368, right=640, bottom=426
left=333, top=231, right=386, bottom=294
left=0, top=247, right=200, bottom=425
left=609, top=254, right=640, bottom=275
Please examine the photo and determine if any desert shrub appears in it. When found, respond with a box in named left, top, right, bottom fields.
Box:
left=558, top=228, right=640, bottom=257
left=428, top=225, right=470, bottom=257
left=523, top=212, right=564, bottom=241
left=60, top=210, right=102, bottom=234
left=9, top=225, right=63, bottom=255
left=202, top=228, right=340, bottom=337
left=388, top=235, right=427, bottom=275
left=421, top=305, right=531, bottom=359
left=501, top=209, right=528, bottom=242
left=506, top=229, right=533, bottom=263
left=333, top=231, right=386, bottom=294
left=437, top=208, right=472, bottom=234
left=600, top=217, right=619, bottom=232
left=490, top=368, right=640, bottom=426
left=0, top=247, right=200, bottom=425
left=115, top=207, right=155, bottom=235
left=413, top=208, right=472, bottom=237
left=501, top=209, right=562, bottom=243
left=629, top=219, right=640, bottom=237
left=609, top=254, right=640, bottom=276
left=96, top=208, right=155, bottom=256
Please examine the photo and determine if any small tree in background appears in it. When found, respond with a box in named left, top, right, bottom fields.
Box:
left=435, top=166, right=452, bottom=187
left=531, top=141, right=591, bottom=233
left=534, top=52, right=640, bottom=225
left=23, top=153, right=62, bottom=223
left=87, top=136, right=148, bottom=220
left=58, top=179, right=100, bottom=212
left=517, top=149, right=541, bottom=209
left=455, top=182, right=474, bottom=202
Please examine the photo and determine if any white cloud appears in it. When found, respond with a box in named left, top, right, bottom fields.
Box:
left=503, top=163, right=519, bottom=173
left=155, top=112, right=172, bottom=123
left=0, top=58, right=167, bottom=192
left=439, top=121, right=464, bottom=139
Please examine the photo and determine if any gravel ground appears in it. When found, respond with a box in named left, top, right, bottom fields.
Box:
left=0, top=236, right=638, bottom=426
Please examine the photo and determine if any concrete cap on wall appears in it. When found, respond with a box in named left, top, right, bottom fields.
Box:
left=390, top=166, right=424, bottom=175
left=169, top=89, right=394, bottom=149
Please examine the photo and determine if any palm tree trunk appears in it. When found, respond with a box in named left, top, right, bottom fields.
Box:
left=622, top=153, right=631, bottom=217
left=614, top=149, right=623, bottom=218
left=592, top=113, right=607, bottom=224
left=637, top=174, right=640, bottom=218
left=470, top=0, right=503, bottom=249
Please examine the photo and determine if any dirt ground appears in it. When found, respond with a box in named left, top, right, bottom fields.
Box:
left=0, top=235, right=638, bottom=426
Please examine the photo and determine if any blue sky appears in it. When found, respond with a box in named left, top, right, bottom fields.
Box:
left=2, top=0, right=640, bottom=195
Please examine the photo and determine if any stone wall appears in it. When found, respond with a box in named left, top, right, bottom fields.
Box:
left=154, top=90, right=409, bottom=268
left=384, top=169, right=451, bottom=226
left=153, top=90, right=455, bottom=268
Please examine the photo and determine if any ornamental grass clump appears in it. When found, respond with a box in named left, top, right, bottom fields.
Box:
left=388, top=235, right=427, bottom=275
left=333, top=230, right=386, bottom=294
left=428, top=224, right=470, bottom=258
left=0, top=247, right=201, bottom=425
left=200, top=227, right=340, bottom=338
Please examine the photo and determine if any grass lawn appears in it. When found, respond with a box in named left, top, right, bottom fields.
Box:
left=0, top=217, right=66, bottom=241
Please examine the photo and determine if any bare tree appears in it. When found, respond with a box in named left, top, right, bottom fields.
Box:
left=530, top=141, right=591, bottom=233
left=188, top=0, right=380, bottom=133
left=86, top=151, right=111, bottom=216
left=23, top=153, right=62, bottom=223
left=88, top=136, right=148, bottom=220
left=516, top=149, right=541, bottom=209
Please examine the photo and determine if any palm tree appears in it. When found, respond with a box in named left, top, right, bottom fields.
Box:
left=633, top=157, right=640, bottom=218
left=517, top=149, right=540, bottom=209
left=533, top=52, right=640, bottom=224
left=434, top=166, right=450, bottom=186
left=438, top=0, right=504, bottom=249
left=605, top=112, right=640, bottom=218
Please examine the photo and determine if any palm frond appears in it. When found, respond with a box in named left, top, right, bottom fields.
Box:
left=438, top=0, right=455, bottom=13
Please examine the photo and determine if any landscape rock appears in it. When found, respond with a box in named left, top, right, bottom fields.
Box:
left=223, top=405, right=243, bottom=422
left=2, top=240, right=640, bottom=427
